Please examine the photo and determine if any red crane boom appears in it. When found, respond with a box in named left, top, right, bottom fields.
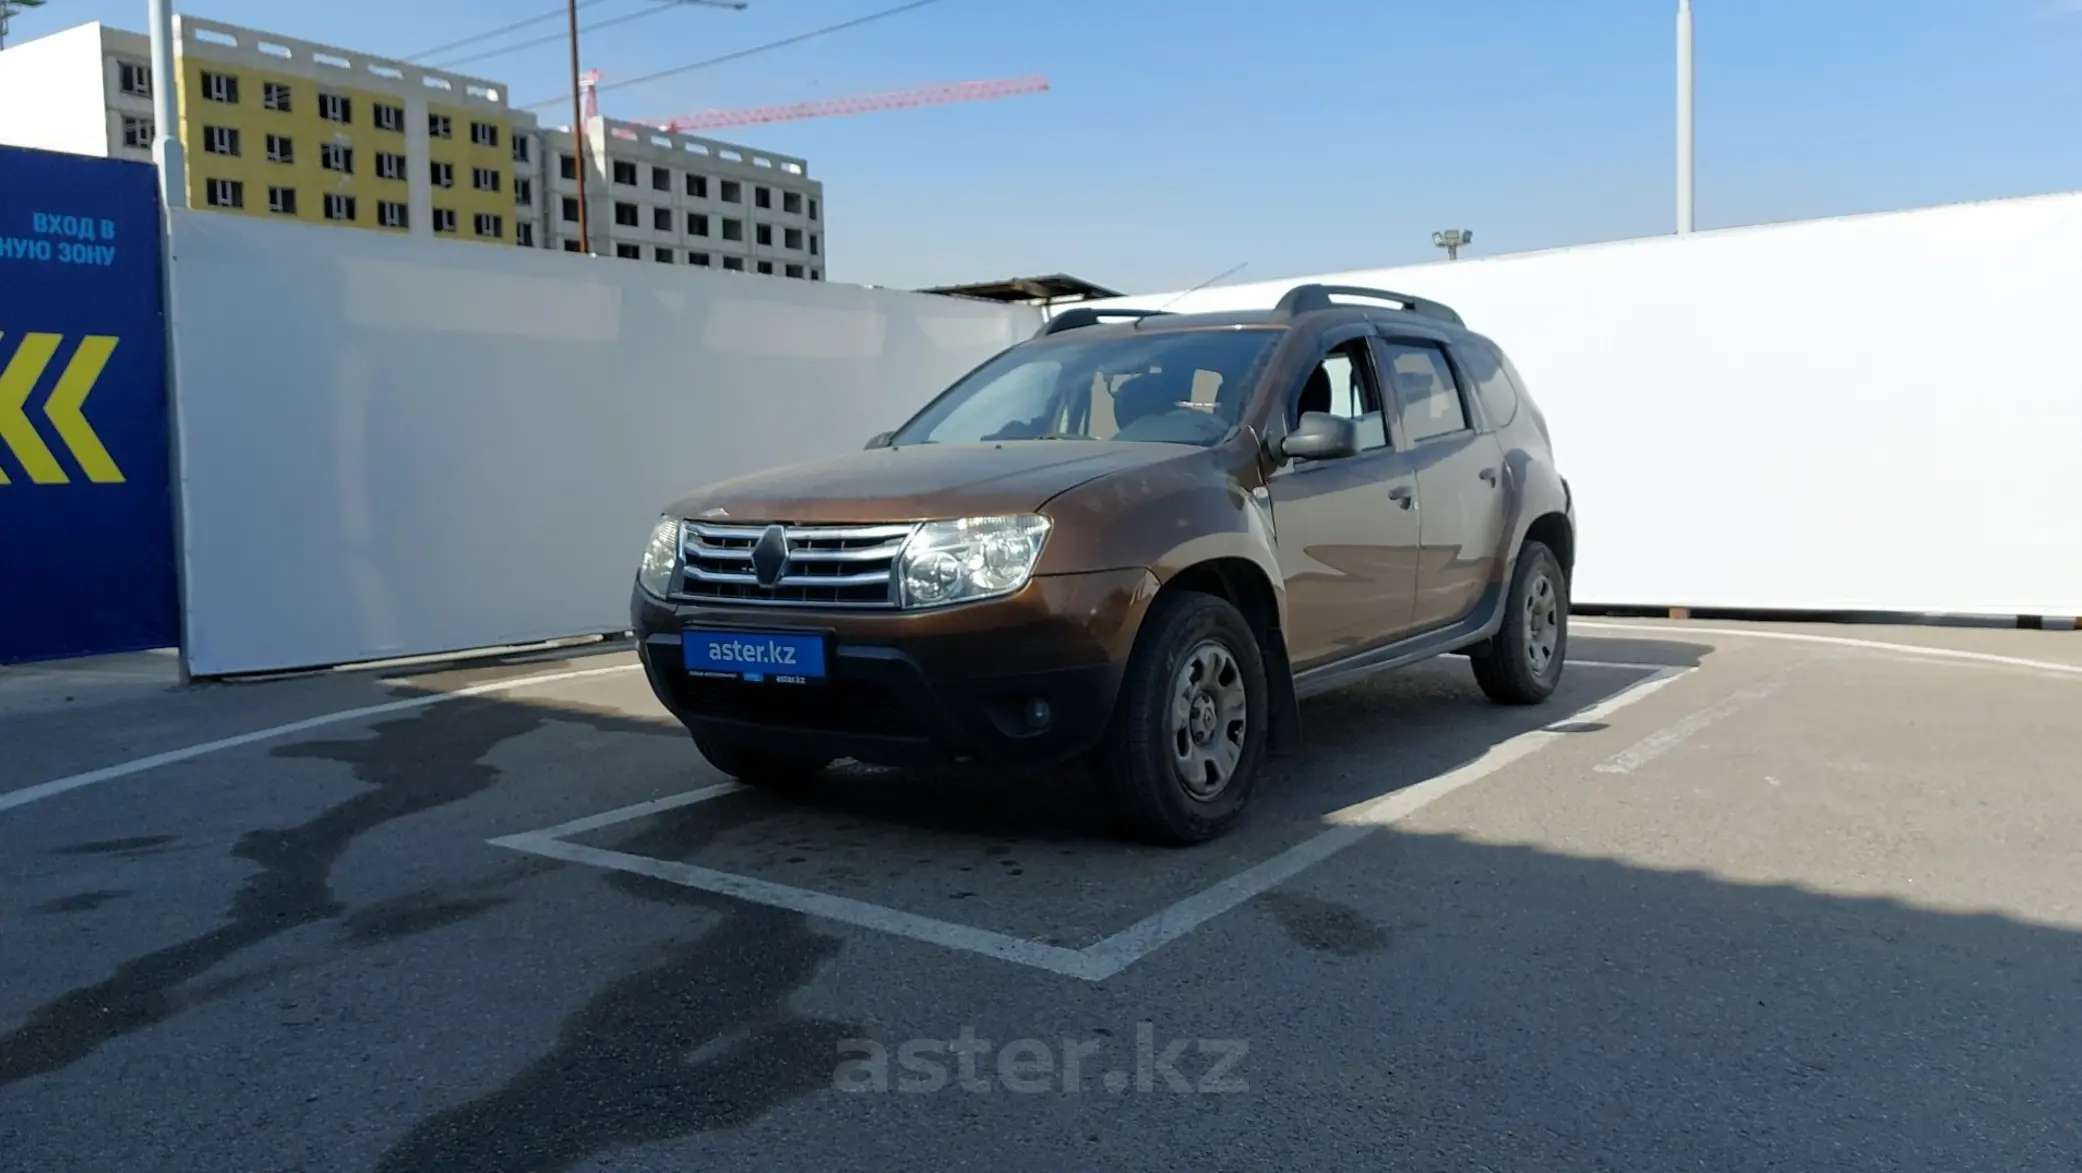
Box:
left=643, top=75, right=1049, bottom=133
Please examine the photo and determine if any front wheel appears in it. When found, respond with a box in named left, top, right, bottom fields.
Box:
left=1093, top=591, right=1269, bottom=845
left=692, top=734, right=832, bottom=787
left=1470, top=539, right=1567, bottom=705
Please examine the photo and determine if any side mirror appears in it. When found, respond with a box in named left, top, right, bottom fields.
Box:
left=865, top=431, right=896, bottom=450
left=1277, top=412, right=1360, bottom=462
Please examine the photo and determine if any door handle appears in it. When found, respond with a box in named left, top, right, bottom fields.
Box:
left=1478, top=467, right=1499, bottom=486
left=1388, top=485, right=1414, bottom=510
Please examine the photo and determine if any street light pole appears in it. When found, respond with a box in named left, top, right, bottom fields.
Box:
left=1677, top=0, right=1695, bottom=235
left=567, top=0, right=590, bottom=254
left=1432, top=229, right=1473, bottom=261
left=147, top=0, right=185, bottom=209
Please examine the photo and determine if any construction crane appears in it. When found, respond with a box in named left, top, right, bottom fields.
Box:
left=580, top=73, right=1049, bottom=133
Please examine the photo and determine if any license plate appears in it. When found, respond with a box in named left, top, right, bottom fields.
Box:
left=681, top=628, right=827, bottom=683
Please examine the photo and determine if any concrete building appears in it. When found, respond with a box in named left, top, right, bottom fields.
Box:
left=0, top=15, right=827, bottom=277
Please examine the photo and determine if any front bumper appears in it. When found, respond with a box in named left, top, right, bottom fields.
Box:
left=631, top=567, right=1159, bottom=767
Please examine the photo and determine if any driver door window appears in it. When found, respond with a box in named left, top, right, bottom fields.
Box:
left=1293, top=338, right=1388, bottom=452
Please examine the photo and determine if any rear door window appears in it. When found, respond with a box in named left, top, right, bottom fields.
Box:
left=1377, top=340, right=1470, bottom=444
left=1457, top=338, right=1519, bottom=429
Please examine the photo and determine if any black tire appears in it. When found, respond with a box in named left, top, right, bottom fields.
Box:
left=1470, top=540, right=1568, bottom=705
left=692, top=733, right=832, bottom=787
left=1094, top=590, right=1270, bottom=846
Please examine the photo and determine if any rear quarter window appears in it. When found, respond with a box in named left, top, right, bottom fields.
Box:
left=1459, top=338, right=1519, bottom=429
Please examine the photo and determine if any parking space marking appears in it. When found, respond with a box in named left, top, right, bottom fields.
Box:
left=1595, top=672, right=1792, bottom=774
left=489, top=665, right=1691, bottom=983
left=1575, top=620, right=2082, bottom=678
left=0, top=663, right=641, bottom=816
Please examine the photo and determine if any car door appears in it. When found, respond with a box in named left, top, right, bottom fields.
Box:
left=1373, top=334, right=1509, bottom=633
left=1266, top=328, right=1422, bottom=669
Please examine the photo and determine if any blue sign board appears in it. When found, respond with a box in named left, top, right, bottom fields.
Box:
left=0, top=145, right=178, bottom=664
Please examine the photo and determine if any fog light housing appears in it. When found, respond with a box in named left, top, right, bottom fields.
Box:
left=1024, top=697, right=1052, bottom=729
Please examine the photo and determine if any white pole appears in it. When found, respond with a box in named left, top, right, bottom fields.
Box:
left=148, top=0, right=185, bottom=209
left=1676, top=0, right=1694, bottom=234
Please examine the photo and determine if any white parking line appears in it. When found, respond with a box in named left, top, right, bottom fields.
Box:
left=1594, top=674, right=1788, bottom=774
left=0, top=663, right=642, bottom=816
left=1574, top=620, right=2082, bottom=678
left=489, top=665, right=1693, bottom=982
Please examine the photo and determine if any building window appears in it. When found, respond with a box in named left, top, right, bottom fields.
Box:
left=689, top=251, right=710, bottom=266
left=722, top=256, right=744, bottom=271
left=374, top=103, right=405, bottom=133
left=204, top=178, right=243, bottom=208
left=429, top=113, right=453, bottom=139
left=516, top=223, right=535, bottom=246
left=430, top=160, right=455, bottom=188
left=615, top=243, right=641, bottom=260
left=559, top=153, right=577, bottom=180
left=513, top=136, right=531, bottom=163
left=784, top=227, right=803, bottom=251
left=754, top=185, right=771, bottom=209
left=648, top=166, right=669, bottom=192
left=118, top=61, right=152, bottom=97
left=378, top=200, right=408, bottom=229
left=612, top=160, right=637, bottom=186
left=687, top=212, right=709, bottom=237
left=562, top=239, right=580, bottom=253
left=720, top=180, right=741, bottom=203
left=376, top=152, right=406, bottom=181
left=561, top=196, right=579, bottom=223
left=810, top=268, right=820, bottom=281
left=120, top=115, right=153, bottom=149
left=320, top=143, right=354, bottom=174
left=782, top=191, right=802, bottom=215
left=263, top=82, right=293, bottom=112
left=756, top=261, right=774, bottom=275
left=685, top=174, right=707, bottom=199
left=809, top=233, right=819, bottom=256
left=654, top=246, right=674, bottom=263
left=201, top=71, right=238, bottom=104
left=202, top=125, right=240, bottom=156
left=268, top=186, right=297, bottom=215
left=652, top=207, right=672, bottom=232
left=785, top=263, right=804, bottom=279
left=721, top=218, right=743, bottom=242
left=474, top=213, right=504, bottom=239
left=318, top=93, right=351, bottom=124
left=755, top=223, right=772, bottom=247
left=808, top=197, right=818, bottom=221
left=613, top=202, right=639, bottom=227
left=470, top=121, right=499, bottom=147
left=433, top=208, right=458, bottom=234
left=515, top=177, right=534, bottom=205
left=472, top=166, right=501, bottom=193
left=265, top=134, right=293, bottom=164
left=324, top=193, right=356, bottom=222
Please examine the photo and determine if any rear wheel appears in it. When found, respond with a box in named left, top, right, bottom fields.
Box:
left=1094, top=591, right=1269, bottom=845
left=1470, top=539, right=1567, bottom=705
left=692, top=734, right=832, bottom=787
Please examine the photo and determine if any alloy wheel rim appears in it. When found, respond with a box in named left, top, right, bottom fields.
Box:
left=1169, top=640, right=1248, bottom=801
left=1524, top=571, right=1561, bottom=675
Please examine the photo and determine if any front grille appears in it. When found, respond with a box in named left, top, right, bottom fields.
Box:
left=679, top=521, right=914, bottom=608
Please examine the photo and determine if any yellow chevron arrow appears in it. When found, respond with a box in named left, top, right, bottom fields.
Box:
left=0, top=332, right=65, bottom=485
left=45, top=336, right=124, bottom=483
left=0, top=333, right=126, bottom=485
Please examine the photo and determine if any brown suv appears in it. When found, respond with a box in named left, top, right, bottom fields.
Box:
left=631, top=283, right=1575, bottom=843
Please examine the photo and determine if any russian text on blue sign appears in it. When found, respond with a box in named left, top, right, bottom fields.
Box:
left=683, top=629, right=829, bottom=681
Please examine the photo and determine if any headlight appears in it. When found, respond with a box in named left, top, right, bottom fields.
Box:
left=897, top=514, right=1051, bottom=608
left=636, top=515, right=682, bottom=597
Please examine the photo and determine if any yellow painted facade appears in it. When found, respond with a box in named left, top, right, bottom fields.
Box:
left=426, top=100, right=512, bottom=243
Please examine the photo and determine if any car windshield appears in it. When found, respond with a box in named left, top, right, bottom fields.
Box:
left=890, top=327, right=1283, bottom=446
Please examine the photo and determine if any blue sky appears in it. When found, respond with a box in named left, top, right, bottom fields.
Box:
left=13, top=0, right=2082, bottom=291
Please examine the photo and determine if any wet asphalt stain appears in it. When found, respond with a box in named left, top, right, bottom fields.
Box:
left=1258, top=890, right=1393, bottom=957
left=375, top=817, right=854, bottom=1173
left=51, top=835, right=178, bottom=857
left=31, top=889, right=130, bottom=915
left=343, top=858, right=558, bottom=947
left=0, top=699, right=548, bottom=1089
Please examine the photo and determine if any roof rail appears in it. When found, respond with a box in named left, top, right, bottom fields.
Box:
left=1273, top=284, right=1464, bottom=327
left=1038, top=307, right=1173, bottom=336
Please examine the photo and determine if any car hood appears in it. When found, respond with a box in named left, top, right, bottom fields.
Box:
left=666, top=440, right=1201, bottom=524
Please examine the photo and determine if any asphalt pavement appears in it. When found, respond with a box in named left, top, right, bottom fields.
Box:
left=2, top=619, right=2078, bottom=1172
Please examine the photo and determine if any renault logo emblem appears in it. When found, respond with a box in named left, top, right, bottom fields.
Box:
left=750, top=524, right=789, bottom=588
